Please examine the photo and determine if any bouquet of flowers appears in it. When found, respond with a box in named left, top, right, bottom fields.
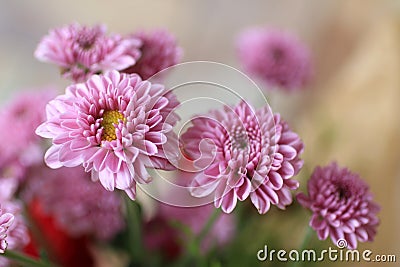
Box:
left=0, top=22, right=380, bottom=267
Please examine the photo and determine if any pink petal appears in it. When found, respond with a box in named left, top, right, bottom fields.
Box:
left=355, top=228, right=368, bottom=242
left=190, top=173, right=219, bottom=198
left=133, top=158, right=151, bottom=184
left=70, top=138, right=91, bottom=151
left=250, top=191, right=271, bottom=214
left=144, top=140, right=158, bottom=155
left=310, top=214, right=326, bottom=230
left=124, top=186, right=137, bottom=200
left=98, top=169, right=115, bottom=191
left=145, top=132, right=167, bottom=145
left=317, top=227, right=329, bottom=240
left=115, top=164, right=134, bottom=190
left=344, top=233, right=358, bottom=249
left=44, top=145, right=63, bottom=169
left=59, top=143, right=83, bottom=167
left=279, top=145, right=297, bottom=160
left=268, top=171, right=283, bottom=190
left=218, top=189, right=237, bottom=214
left=236, top=178, right=251, bottom=201
left=35, top=122, right=55, bottom=138
left=106, top=153, right=122, bottom=173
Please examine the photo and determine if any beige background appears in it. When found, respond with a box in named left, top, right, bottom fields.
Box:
left=0, top=1, right=399, bottom=266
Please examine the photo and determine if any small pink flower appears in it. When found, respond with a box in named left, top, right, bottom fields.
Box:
left=35, top=23, right=141, bottom=82
left=236, top=27, right=312, bottom=91
left=123, top=29, right=182, bottom=79
left=23, top=165, right=124, bottom=240
left=0, top=89, right=56, bottom=177
left=36, top=70, right=180, bottom=200
left=0, top=208, right=14, bottom=254
left=181, top=101, right=304, bottom=214
left=297, top=162, right=380, bottom=249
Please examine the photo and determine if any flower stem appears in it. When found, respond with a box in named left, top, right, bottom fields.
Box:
left=1, top=250, right=55, bottom=267
left=177, top=208, right=221, bottom=267
left=196, top=208, right=221, bottom=245
left=124, top=195, right=143, bottom=265
left=291, top=226, right=314, bottom=267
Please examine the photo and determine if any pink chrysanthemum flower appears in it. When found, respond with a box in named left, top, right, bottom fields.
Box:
left=23, top=166, right=124, bottom=240
left=236, top=27, right=312, bottom=91
left=0, top=89, right=55, bottom=178
left=181, top=101, right=304, bottom=214
left=35, top=23, right=141, bottom=82
left=0, top=208, right=14, bottom=254
left=0, top=179, right=29, bottom=266
left=123, top=29, right=182, bottom=80
left=36, top=70, right=180, bottom=199
left=297, top=162, right=380, bottom=249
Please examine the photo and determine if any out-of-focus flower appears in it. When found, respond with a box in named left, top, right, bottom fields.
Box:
left=23, top=165, right=124, bottom=241
left=181, top=101, right=304, bottom=214
left=36, top=70, right=180, bottom=200
left=0, top=208, right=14, bottom=254
left=35, top=23, right=141, bottom=82
left=236, top=27, right=312, bottom=91
left=143, top=215, right=182, bottom=261
left=297, top=162, right=380, bottom=249
left=123, top=29, right=182, bottom=79
left=27, top=199, right=95, bottom=267
left=0, top=89, right=55, bottom=179
left=0, top=179, right=30, bottom=266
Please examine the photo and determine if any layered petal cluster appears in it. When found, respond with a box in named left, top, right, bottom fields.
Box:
left=0, top=89, right=55, bottom=178
left=181, top=101, right=304, bottom=213
left=23, top=166, right=124, bottom=240
left=35, top=23, right=141, bottom=82
left=36, top=70, right=180, bottom=199
left=123, top=29, right=182, bottom=79
left=297, top=162, right=380, bottom=249
left=236, top=27, right=312, bottom=91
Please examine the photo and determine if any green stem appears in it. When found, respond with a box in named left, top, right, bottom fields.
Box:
left=1, top=250, right=55, bottom=267
left=196, top=208, right=221, bottom=245
left=177, top=208, right=221, bottom=267
left=124, top=195, right=143, bottom=265
left=291, top=226, right=314, bottom=267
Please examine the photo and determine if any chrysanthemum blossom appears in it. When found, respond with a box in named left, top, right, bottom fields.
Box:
left=181, top=101, right=304, bottom=214
left=123, top=29, right=182, bottom=80
left=297, top=162, right=380, bottom=249
left=35, top=23, right=141, bottom=82
left=0, top=208, right=14, bottom=254
left=236, top=27, right=312, bottom=91
left=0, top=89, right=55, bottom=178
left=23, top=166, right=124, bottom=240
left=36, top=70, right=180, bottom=200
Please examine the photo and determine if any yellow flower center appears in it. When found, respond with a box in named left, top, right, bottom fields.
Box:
left=101, top=110, right=125, bottom=141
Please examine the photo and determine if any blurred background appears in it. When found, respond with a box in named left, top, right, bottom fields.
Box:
left=0, top=0, right=399, bottom=266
